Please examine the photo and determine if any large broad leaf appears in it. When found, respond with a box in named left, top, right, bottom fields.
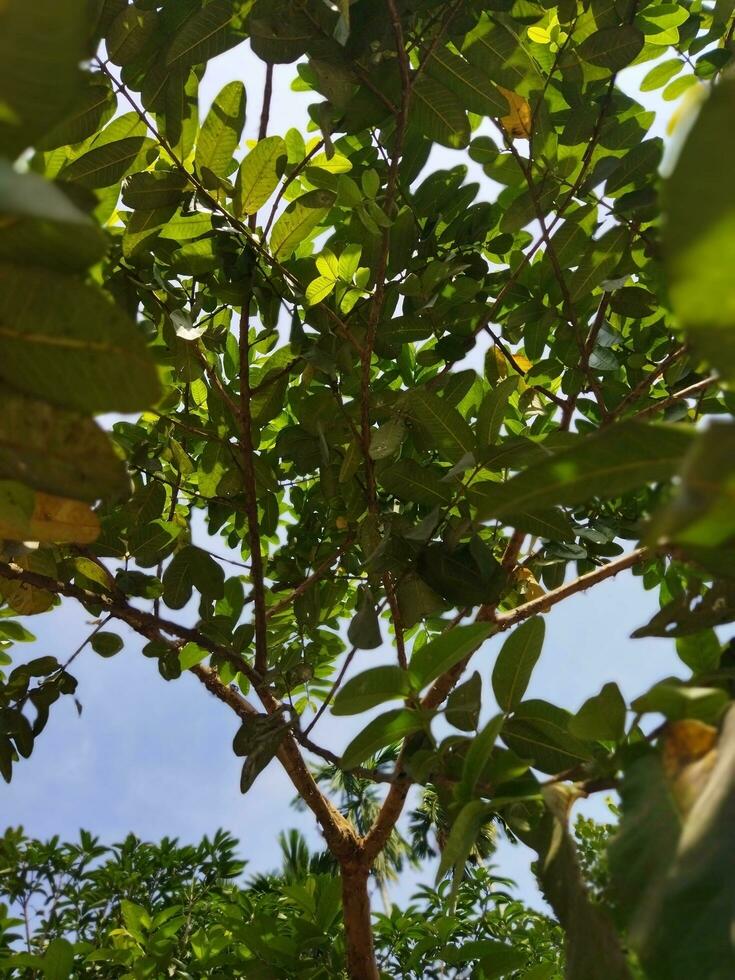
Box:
left=492, top=617, right=545, bottom=712
left=468, top=483, right=574, bottom=542
left=501, top=700, right=595, bottom=774
left=610, top=711, right=735, bottom=978
left=235, top=136, right=287, bottom=215
left=270, top=190, right=335, bottom=259
left=36, top=75, right=116, bottom=151
left=0, top=163, right=107, bottom=273
left=341, top=708, right=425, bottom=769
left=0, top=390, right=129, bottom=501
left=0, top=264, right=160, bottom=413
left=402, top=388, right=475, bottom=463
left=409, top=623, right=495, bottom=690
left=474, top=422, right=692, bottom=518
left=648, top=422, right=735, bottom=548
left=162, top=546, right=225, bottom=610
left=435, top=800, right=492, bottom=902
left=424, top=47, right=508, bottom=117
left=578, top=26, right=645, bottom=71
left=462, top=16, right=541, bottom=95
left=411, top=75, right=471, bottom=149
left=0, top=482, right=99, bottom=544
left=664, top=78, right=735, bottom=379
left=59, top=137, right=157, bottom=189
left=166, top=0, right=246, bottom=68
left=378, top=459, right=453, bottom=506
left=195, top=80, right=246, bottom=183
left=0, top=0, right=86, bottom=157
left=523, top=789, right=634, bottom=980
left=332, top=665, right=412, bottom=715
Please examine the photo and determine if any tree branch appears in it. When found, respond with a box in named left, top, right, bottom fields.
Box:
left=238, top=301, right=269, bottom=677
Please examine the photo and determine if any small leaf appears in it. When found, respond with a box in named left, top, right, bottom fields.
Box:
left=347, top=586, right=382, bottom=649
left=91, top=632, right=124, bottom=658
left=446, top=672, right=482, bottom=732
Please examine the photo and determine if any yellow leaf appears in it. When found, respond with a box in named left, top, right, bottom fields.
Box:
left=0, top=492, right=99, bottom=544
left=498, top=87, right=532, bottom=140
left=528, top=25, right=551, bottom=44
left=513, top=353, right=533, bottom=372
left=0, top=551, right=56, bottom=615
left=662, top=719, right=719, bottom=816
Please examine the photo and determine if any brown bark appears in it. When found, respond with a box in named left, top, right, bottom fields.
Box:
left=341, top=861, right=379, bottom=980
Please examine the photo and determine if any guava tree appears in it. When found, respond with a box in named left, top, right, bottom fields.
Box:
left=1, top=0, right=734, bottom=977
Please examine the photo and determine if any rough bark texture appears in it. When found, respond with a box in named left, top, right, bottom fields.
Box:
left=341, top=862, right=379, bottom=980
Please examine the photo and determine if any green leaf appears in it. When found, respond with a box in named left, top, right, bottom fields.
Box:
left=36, top=77, right=116, bottom=151
left=341, top=708, right=424, bottom=770
left=501, top=700, right=595, bottom=774
left=107, top=6, right=158, bottom=66
left=122, top=170, right=189, bottom=210
left=476, top=378, right=517, bottom=448
left=270, top=189, right=335, bottom=259
left=163, top=546, right=225, bottom=610
left=664, top=77, right=735, bottom=378
left=492, top=617, right=545, bottom=712
left=402, top=388, right=475, bottom=463
left=91, top=632, right=124, bottom=658
left=475, top=422, right=692, bottom=518
left=0, top=162, right=107, bottom=273
left=631, top=681, right=729, bottom=723
left=41, top=937, right=74, bottom=980
left=468, top=484, right=574, bottom=542
left=443, top=939, right=527, bottom=978
left=569, top=682, right=626, bottom=741
left=631, top=708, right=735, bottom=979
left=0, top=264, right=160, bottom=413
left=411, top=75, right=470, bottom=149
left=640, top=57, right=683, bottom=91
left=446, top=671, right=482, bottom=732
left=0, top=0, right=86, bottom=157
left=332, top=666, right=412, bottom=715
left=435, top=800, right=490, bottom=892
left=347, top=586, right=382, bottom=649
left=459, top=713, right=505, bottom=800
left=0, top=390, right=129, bottom=501
left=166, top=0, right=245, bottom=68
left=605, top=138, right=662, bottom=195
left=648, top=422, right=735, bottom=547
left=579, top=26, right=645, bottom=71
left=409, top=623, right=495, bottom=690
left=378, top=460, right=453, bottom=506
left=196, top=81, right=246, bottom=182
left=568, top=225, right=628, bottom=302
left=424, top=47, right=508, bottom=117
left=59, top=137, right=156, bottom=189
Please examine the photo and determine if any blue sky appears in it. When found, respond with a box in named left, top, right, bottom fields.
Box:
left=3, top=42, right=689, bottom=906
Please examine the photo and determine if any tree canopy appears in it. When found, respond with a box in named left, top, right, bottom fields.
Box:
left=1, top=0, right=735, bottom=977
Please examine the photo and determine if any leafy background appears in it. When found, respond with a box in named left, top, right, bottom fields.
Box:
left=3, top=41, right=694, bottom=907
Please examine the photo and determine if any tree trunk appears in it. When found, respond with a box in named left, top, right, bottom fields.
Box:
left=341, top=861, right=379, bottom=979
